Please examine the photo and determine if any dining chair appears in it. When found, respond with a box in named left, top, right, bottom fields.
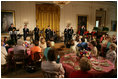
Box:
left=42, top=71, right=60, bottom=78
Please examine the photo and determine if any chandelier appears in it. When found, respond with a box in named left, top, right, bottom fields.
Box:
left=53, top=1, right=70, bottom=8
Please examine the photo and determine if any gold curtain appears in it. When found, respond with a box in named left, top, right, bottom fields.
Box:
left=36, top=4, right=60, bottom=37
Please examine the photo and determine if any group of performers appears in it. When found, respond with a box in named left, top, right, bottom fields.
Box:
left=45, top=26, right=57, bottom=41
left=64, top=25, right=74, bottom=43
left=8, top=24, right=17, bottom=43
left=64, top=24, right=86, bottom=43
left=8, top=23, right=85, bottom=43
left=8, top=24, right=30, bottom=42
left=8, top=24, right=57, bottom=43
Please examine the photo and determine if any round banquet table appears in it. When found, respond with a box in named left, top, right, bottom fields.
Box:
left=8, top=48, right=31, bottom=56
left=60, top=53, right=115, bottom=78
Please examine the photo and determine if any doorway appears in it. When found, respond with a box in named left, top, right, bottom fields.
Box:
left=77, top=15, right=87, bottom=32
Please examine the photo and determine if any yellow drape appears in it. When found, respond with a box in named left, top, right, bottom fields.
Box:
left=36, top=4, right=60, bottom=37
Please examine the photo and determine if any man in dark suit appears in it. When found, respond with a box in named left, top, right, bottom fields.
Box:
left=23, top=25, right=29, bottom=41
left=8, top=23, right=16, bottom=31
left=34, top=25, right=40, bottom=41
left=64, top=26, right=69, bottom=44
left=8, top=24, right=17, bottom=43
left=80, top=25, right=85, bottom=36
left=68, top=27, right=74, bottom=40
left=45, top=26, right=51, bottom=41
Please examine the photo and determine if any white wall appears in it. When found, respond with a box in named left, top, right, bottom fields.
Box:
left=1, top=1, right=117, bottom=36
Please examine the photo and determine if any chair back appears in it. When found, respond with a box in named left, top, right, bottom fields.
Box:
left=13, top=50, right=27, bottom=61
left=33, top=52, right=41, bottom=61
left=43, top=71, right=59, bottom=78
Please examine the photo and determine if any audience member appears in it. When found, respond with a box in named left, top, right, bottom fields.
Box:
left=77, top=37, right=88, bottom=50
left=41, top=48, right=65, bottom=78
left=39, top=38, right=47, bottom=52
left=1, top=40, right=8, bottom=65
left=100, top=34, right=105, bottom=43
left=88, top=41, right=98, bottom=57
left=24, top=37, right=31, bottom=47
left=106, top=43, right=117, bottom=65
left=14, top=39, right=26, bottom=54
left=8, top=40, right=15, bottom=53
left=44, top=41, right=51, bottom=60
left=50, top=37, right=55, bottom=47
left=112, top=35, right=117, bottom=44
left=1, top=40, right=8, bottom=75
left=30, top=40, right=42, bottom=60
left=106, top=36, right=112, bottom=50
left=70, top=40, right=77, bottom=53
left=69, top=57, right=92, bottom=78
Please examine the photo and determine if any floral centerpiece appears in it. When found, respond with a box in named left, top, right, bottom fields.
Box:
left=77, top=49, right=91, bottom=59
left=24, top=41, right=30, bottom=48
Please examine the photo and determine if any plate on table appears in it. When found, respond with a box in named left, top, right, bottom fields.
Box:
left=91, top=61, right=99, bottom=65
left=93, top=66, right=103, bottom=71
left=90, top=58, right=95, bottom=61
left=63, top=60, right=74, bottom=66
left=100, top=62, right=110, bottom=67
left=72, top=57, right=77, bottom=62
left=69, top=61, right=74, bottom=66
left=64, top=55, right=70, bottom=59
left=74, top=66, right=80, bottom=70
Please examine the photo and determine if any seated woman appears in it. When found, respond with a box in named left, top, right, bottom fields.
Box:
left=1, top=40, right=8, bottom=75
left=8, top=40, right=15, bottom=53
left=100, top=34, right=105, bottom=43
left=24, top=37, right=31, bottom=48
left=106, top=43, right=117, bottom=65
left=88, top=41, right=98, bottom=57
left=30, top=40, right=42, bottom=61
left=77, top=37, right=88, bottom=50
left=101, top=36, right=111, bottom=57
left=43, top=41, right=51, bottom=60
left=69, top=57, right=92, bottom=78
left=112, top=35, right=117, bottom=44
left=41, top=48, right=65, bottom=78
left=50, top=37, right=55, bottom=47
left=70, top=40, right=77, bottom=53
left=39, top=38, right=47, bottom=52
left=14, top=39, right=26, bottom=54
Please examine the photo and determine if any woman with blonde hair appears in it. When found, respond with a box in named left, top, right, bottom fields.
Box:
left=39, top=37, right=47, bottom=52
left=69, top=57, right=92, bottom=78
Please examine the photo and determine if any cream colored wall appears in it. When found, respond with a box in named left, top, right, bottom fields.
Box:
left=1, top=1, right=117, bottom=36
left=60, top=1, right=117, bottom=36
left=2, top=1, right=36, bottom=34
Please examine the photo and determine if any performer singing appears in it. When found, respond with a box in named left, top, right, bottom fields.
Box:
left=34, top=25, right=39, bottom=41
left=8, top=24, right=17, bottom=43
left=68, top=27, right=74, bottom=40
left=8, top=23, right=16, bottom=32
left=45, top=26, right=51, bottom=41
left=23, top=25, right=29, bottom=41
left=64, top=26, right=69, bottom=44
